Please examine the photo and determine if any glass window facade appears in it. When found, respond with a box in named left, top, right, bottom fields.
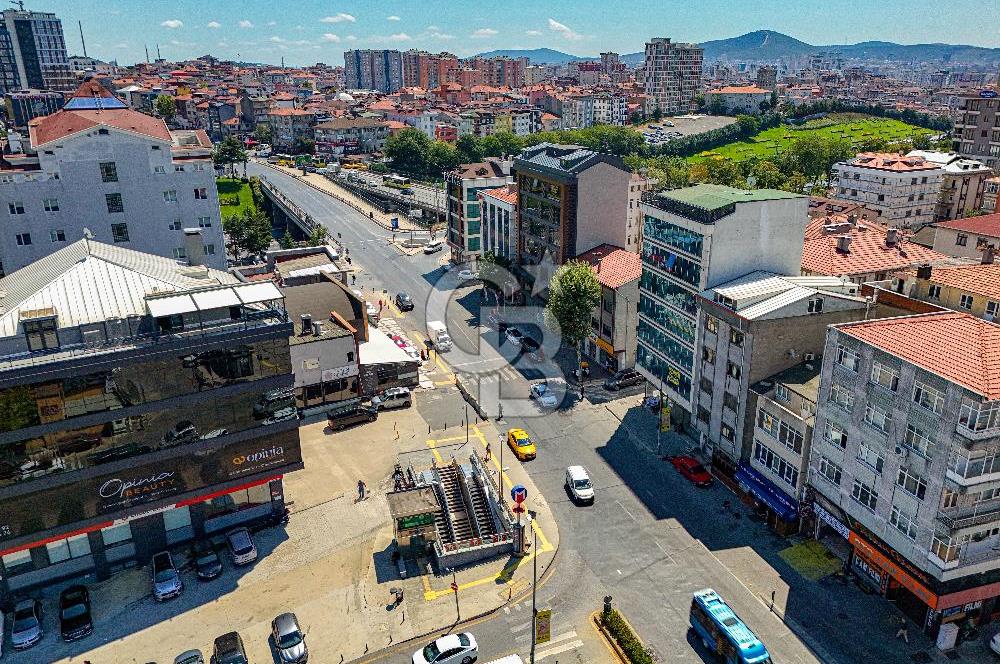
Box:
left=643, top=215, right=704, bottom=256
left=637, top=342, right=692, bottom=401
left=642, top=241, right=701, bottom=288
left=639, top=271, right=698, bottom=315
left=639, top=294, right=696, bottom=343
left=638, top=320, right=693, bottom=371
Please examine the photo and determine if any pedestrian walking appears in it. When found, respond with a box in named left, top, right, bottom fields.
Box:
left=357, top=479, right=367, bottom=502
left=484, top=441, right=492, bottom=462
left=895, top=617, right=909, bottom=643
left=352, top=274, right=356, bottom=285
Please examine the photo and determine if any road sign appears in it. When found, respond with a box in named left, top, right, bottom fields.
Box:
left=450, top=581, right=458, bottom=592
left=512, top=504, right=525, bottom=514
left=535, top=608, right=552, bottom=644
left=511, top=484, right=527, bottom=504
left=391, top=217, right=399, bottom=230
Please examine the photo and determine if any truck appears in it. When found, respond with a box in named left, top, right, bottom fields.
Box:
left=426, top=321, right=453, bottom=351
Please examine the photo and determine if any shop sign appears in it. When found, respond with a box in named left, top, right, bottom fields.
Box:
left=981, top=90, right=998, bottom=99
left=814, top=502, right=851, bottom=539
left=852, top=551, right=886, bottom=591
left=398, top=513, right=435, bottom=530
left=964, top=600, right=983, bottom=612
left=594, top=336, right=615, bottom=356
left=322, top=365, right=358, bottom=381
left=849, top=532, right=939, bottom=608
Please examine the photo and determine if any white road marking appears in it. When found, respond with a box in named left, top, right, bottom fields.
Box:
left=618, top=500, right=636, bottom=521
left=535, top=639, right=585, bottom=661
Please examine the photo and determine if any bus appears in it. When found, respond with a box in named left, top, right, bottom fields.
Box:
left=689, top=589, right=772, bottom=664
left=384, top=174, right=412, bottom=190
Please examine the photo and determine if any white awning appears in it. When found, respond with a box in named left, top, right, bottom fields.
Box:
left=146, top=294, right=197, bottom=318
left=191, top=288, right=242, bottom=310
left=233, top=282, right=284, bottom=305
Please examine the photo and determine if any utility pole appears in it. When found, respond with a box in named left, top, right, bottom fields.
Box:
left=450, top=568, right=460, bottom=622
left=78, top=21, right=87, bottom=58
left=465, top=403, right=470, bottom=443
left=498, top=433, right=504, bottom=495
left=529, top=511, right=538, bottom=664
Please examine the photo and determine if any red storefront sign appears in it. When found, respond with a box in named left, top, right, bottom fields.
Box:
left=937, top=580, right=1000, bottom=612
left=849, top=532, right=939, bottom=608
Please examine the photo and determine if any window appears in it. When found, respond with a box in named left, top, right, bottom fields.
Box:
left=896, top=467, right=927, bottom=500
left=864, top=402, right=892, bottom=433
left=2, top=549, right=32, bottom=572
left=702, top=347, right=716, bottom=364
left=163, top=190, right=177, bottom=203
left=204, top=244, right=216, bottom=256
left=870, top=361, right=899, bottom=391
left=697, top=406, right=710, bottom=424
left=753, top=441, right=799, bottom=487
left=941, top=488, right=959, bottom=510
left=700, top=376, right=713, bottom=394
left=15, top=232, right=31, bottom=246
left=46, top=534, right=91, bottom=563
left=903, top=424, right=932, bottom=458
left=775, top=384, right=790, bottom=402
left=956, top=234, right=968, bottom=246
left=172, top=247, right=187, bottom=260
left=105, top=193, right=123, bottom=213
left=913, top=380, right=945, bottom=415
left=729, top=329, right=744, bottom=347
left=23, top=317, right=58, bottom=351
left=727, top=361, right=742, bottom=380
left=889, top=507, right=918, bottom=540
left=169, top=218, right=183, bottom=231
left=808, top=297, right=824, bottom=313
left=958, top=397, right=1000, bottom=433
left=723, top=392, right=739, bottom=412
left=975, top=487, right=1000, bottom=504
left=111, top=223, right=130, bottom=243
left=101, top=522, right=132, bottom=546
left=194, top=187, right=208, bottom=199
left=8, top=201, right=24, bottom=215
left=931, top=535, right=959, bottom=563
left=705, top=315, right=719, bottom=333
left=830, top=383, right=854, bottom=411
left=198, top=216, right=212, bottom=228
left=851, top=479, right=879, bottom=511
left=987, top=301, right=999, bottom=320
left=825, top=421, right=848, bottom=448
left=43, top=197, right=59, bottom=212
left=818, top=456, right=843, bottom=485
left=927, top=284, right=941, bottom=300
left=959, top=294, right=974, bottom=310
left=154, top=165, right=166, bottom=174
left=99, top=161, right=118, bottom=182
left=857, top=441, right=886, bottom=473
left=49, top=229, right=65, bottom=242
left=835, top=344, right=860, bottom=371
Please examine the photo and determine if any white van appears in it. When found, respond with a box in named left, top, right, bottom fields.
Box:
left=424, top=239, right=444, bottom=254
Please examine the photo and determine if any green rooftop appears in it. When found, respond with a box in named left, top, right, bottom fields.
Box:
left=659, top=184, right=804, bottom=212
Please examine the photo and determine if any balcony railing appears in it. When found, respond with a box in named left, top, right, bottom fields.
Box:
left=641, top=191, right=735, bottom=225
left=937, top=503, right=1000, bottom=531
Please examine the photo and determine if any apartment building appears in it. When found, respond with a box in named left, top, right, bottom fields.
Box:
left=907, top=150, right=993, bottom=221
left=343, top=49, right=403, bottom=94
left=576, top=244, right=641, bottom=371
left=0, top=81, right=225, bottom=275
left=983, top=176, right=1000, bottom=214
left=831, top=153, right=945, bottom=228
left=636, top=185, right=808, bottom=427
left=951, top=90, right=999, bottom=169
left=810, top=312, right=1000, bottom=632
left=929, top=213, right=1000, bottom=260
left=267, top=108, right=316, bottom=153
left=898, top=262, right=1000, bottom=322
left=626, top=173, right=657, bottom=253
left=479, top=183, right=517, bottom=260
left=0, top=9, right=73, bottom=93
left=239, top=95, right=272, bottom=130
left=3, top=88, right=62, bottom=129
left=756, top=66, right=778, bottom=91
left=0, top=240, right=301, bottom=601
left=314, top=117, right=390, bottom=157
left=703, top=86, right=772, bottom=115
left=642, top=38, right=703, bottom=115
left=445, top=159, right=513, bottom=262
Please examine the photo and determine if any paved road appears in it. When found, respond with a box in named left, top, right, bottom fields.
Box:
left=350, top=171, right=445, bottom=209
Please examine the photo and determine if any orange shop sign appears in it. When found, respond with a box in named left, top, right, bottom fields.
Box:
left=848, top=532, right=939, bottom=608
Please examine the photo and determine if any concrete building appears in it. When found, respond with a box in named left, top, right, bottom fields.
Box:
left=703, top=86, right=772, bottom=115
left=809, top=311, right=1000, bottom=632
left=831, top=153, right=945, bottom=228
left=0, top=81, right=225, bottom=275
left=239, top=95, right=272, bottom=131
left=314, top=117, right=390, bottom=157
left=3, top=88, right=62, bottom=128
left=952, top=90, right=999, bottom=169
left=627, top=172, right=658, bottom=254
left=642, top=37, right=703, bottom=115
left=929, top=213, right=1000, bottom=260
left=983, top=176, right=1000, bottom=215
left=266, top=108, right=316, bottom=153
left=478, top=183, right=517, bottom=260
left=756, top=66, right=777, bottom=91
left=636, top=185, right=808, bottom=426
left=0, top=240, right=300, bottom=601
left=907, top=150, right=993, bottom=221
left=576, top=244, right=641, bottom=371
left=343, top=49, right=403, bottom=94
left=0, top=9, right=73, bottom=93
left=898, top=261, right=1000, bottom=323
left=445, top=159, right=513, bottom=262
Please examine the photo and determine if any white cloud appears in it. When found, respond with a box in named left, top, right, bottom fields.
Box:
left=321, top=33, right=341, bottom=42
left=267, top=21, right=276, bottom=26
left=525, top=30, right=542, bottom=36
left=238, top=20, right=254, bottom=29
left=428, top=31, right=455, bottom=40
left=387, top=16, right=401, bottom=22
left=346, top=35, right=357, bottom=41
left=426, top=25, right=440, bottom=31
left=321, top=13, right=355, bottom=24
left=387, top=33, right=411, bottom=42
left=217, top=41, right=229, bottom=47
left=548, top=18, right=582, bottom=41
left=269, top=36, right=285, bottom=43
left=161, top=19, right=183, bottom=29
left=471, top=28, right=498, bottom=38
left=206, top=21, right=221, bottom=29
left=113, top=42, right=129, bottom=49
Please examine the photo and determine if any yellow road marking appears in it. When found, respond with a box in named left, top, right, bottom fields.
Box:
left=411, top=330, right=455, bottom=377
left=426, top=439, right=444, bottom=464
left=385, top=300, right=404, bottom=319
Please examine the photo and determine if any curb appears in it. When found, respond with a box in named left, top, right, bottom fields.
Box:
left=591, top=611, right=629, bottom=664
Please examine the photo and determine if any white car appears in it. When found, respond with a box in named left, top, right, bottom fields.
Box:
left=456, top=269, right=478, bottom=282
left=565, top=465, right=595, bottom=504
left=529, top=383, right=559, bottom=408
left=372, top=387, right=413, bottom=410
left=505, top=327, right=524, bottom=347
left=991, top=631, right=1000, bottom=655
left=412, top=633, right=478, bottom=664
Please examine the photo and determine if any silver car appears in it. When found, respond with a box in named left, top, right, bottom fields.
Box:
left=174, top=649, right=205, bottom=664
left=272, top=612, right=308, bottom=662
left=11, top=598, right=43, bottom=650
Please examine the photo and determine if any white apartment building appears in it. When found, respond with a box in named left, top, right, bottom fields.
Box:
left=593, top=92, right=628, bottom=126
left=642, top=38, right=703, bottom=115
left=831, top=153, right=944, bottom=228
left=478, top=184, right=517, bottom=260
left=626, top=173, right=657, bottom=253
left=0, top=81, right=225, bottom=274
left=703, top=85, right=772, bottom=115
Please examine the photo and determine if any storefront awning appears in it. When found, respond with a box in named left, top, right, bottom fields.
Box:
left=735, top=463, right=799, bottom=522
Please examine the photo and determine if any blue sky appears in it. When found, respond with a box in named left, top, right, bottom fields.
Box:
left=39, top=0, right=999, bottom=66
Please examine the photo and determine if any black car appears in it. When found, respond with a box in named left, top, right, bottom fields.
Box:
left=192, top=539, right=224, bottom=580
left=604, top=368, right=644, bottom=390
left=327, top=405, right=378, bottom=431
left=521, top=336, right=540, bottom=353
left=59, top=585, right=93, bottom=641
left=394, top=292, right=414, bottom=311
left=213, top=631, right=249, bottom=664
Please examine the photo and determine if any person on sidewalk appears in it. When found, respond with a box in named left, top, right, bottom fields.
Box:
left=484, top=441, right=492, bottom=462
left=895, top=616, right=909, bottom=643
left=357, top=479, right=367, bottom=502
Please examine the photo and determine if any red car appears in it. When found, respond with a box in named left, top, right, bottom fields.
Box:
left=670, top=455, right=713, bottom=487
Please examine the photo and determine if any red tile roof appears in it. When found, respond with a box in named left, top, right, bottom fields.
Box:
left=575, top=244, right=641, bottom=289
left=29, top=108, right=171, bottom=146
left=838, top=311, right=1000, bottom=400
left=848, top=152, right=940, bottom=172
left=801, top=216, right=949, bottom=277
left=908, top=262, right=1000, bottom=300
left=480, top=184, right=517, bottom=206
left=708, top=85, right=771, bottom=94
left=934, top=212, right=1000, bottom=239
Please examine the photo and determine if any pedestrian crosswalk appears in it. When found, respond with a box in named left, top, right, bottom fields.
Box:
left=501, top=598, right=585, bottom=662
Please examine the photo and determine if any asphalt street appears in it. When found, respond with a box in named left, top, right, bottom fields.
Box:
left=350, top=170, right=446, bottom=209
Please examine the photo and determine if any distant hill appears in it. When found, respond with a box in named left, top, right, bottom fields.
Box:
left=700, top=30, right=814, bottom=61
left=474, top=48, right=586, bottom=64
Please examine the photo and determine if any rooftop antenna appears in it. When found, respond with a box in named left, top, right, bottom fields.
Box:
left=9, top=2, right=25, bottom=12
left=78, top=20, right=87, bottom=58
left=145, top=44, right=149, bottom=63
left=156, top=43, right=161, bottom=60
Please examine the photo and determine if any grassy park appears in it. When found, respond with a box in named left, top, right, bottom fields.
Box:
left=216, top=177, right=254, bottom=217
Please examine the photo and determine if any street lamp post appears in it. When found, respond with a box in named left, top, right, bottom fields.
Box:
left=529, top=510, right=539, bottom=664
left=451, top=567, right=460, bottom=623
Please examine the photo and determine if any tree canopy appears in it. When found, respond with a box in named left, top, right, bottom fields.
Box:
left=213, top=136, right=247, bottom=177
left=154, top=94, right=176, bottom=122
left=544, top=260, right=602, bottom=350
left=223, top=206, right=271, bottom=259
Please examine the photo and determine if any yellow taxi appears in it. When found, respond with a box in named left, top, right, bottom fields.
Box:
left=506, top=428, right=536, bottom=461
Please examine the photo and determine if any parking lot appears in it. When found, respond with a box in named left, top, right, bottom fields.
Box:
left=639, top=114, right=737, bottom=146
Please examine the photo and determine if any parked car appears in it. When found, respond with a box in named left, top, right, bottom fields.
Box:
left=152, top=551, right=184, bottom=601
left=529, top=383, right=559, bottom=408
left=254, top=387, right=296, bottom=418
left=604, top=368, right=644, bottom=391
left=199, top=428, right=228, bottom=440
left=226, top=528, right=258, bottom=566
left=670, top=455, right=713, bottom=487
left=424, top=239, right=444, bottom=254
left=520, top=336, right=540, bottom=354
left=412, top=632, right=478, bottom=664
left=371, top=387, right=412, bottom=411
left=272, top=612, right=309, bottom=663
left=504, top=327, right=524, bottom=347
left=456, top=269, right=478, bottom=282
left=174, top=649, right=205, bottom=664
left=59, top=585, right=93, bottom=641
left=565, top=465, right=595, bottom=504
left=395, top=292, right=415, bottom=311
left=263, top=407, right=299, bottom=425
left=163, top=420, right=199, bottom=446
left=506, top=428, right=537, bottom=461
left=191, top=539, right=223, bottom=580
left=327, top=405, right=378, bottom=431
left=213, top=631, right=249, bottom=664
left=10, top=598, right=43, bottom=650
left=991, top=631, right=1000, bottom=655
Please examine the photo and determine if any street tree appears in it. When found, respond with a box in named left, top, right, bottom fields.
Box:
left=911, top=133, right=932, bottom=150
left=154, top=94, right=176, bottom=122
left=279, top=231, right=295, bottom=249
left=307, top=224, right=328, bottom=246
left=455, top=134, right=482, bottom=163
left=292, top=138, right=315, bottom=155
left=544, top=260, right=602, bottom=375
left=385, top=128, right=432, bottom=175
left=213, top=136, right=247, bottom=177
left=749, top=160, right=786, bottom=189
left=254, top=123, right=273, bottom=145
left=426, top=140, right=459, bottom=174
left=223, top=206, right=272, bottom=259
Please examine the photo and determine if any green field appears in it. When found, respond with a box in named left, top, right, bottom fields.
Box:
left=216, top=178, right=254, bottom=217
left=689, top=114, right=935, bottom=164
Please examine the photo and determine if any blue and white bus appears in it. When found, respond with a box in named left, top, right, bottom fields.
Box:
left=690, top=588, right=772, bottom=664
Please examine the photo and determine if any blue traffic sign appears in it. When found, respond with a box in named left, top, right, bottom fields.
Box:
left=511, top=484, right=527, bottom=504
left=391, top=217, right=399, bottom=229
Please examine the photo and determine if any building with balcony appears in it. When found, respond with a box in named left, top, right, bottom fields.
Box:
left=266, top=108, right=316, bottom=154
left=951, top=91, right=999, bottom=169
left=830, top=153, right=945, bottom=228
left=343, top=49, right=403, bottom=94
left=0, top=9, right=74, bottom=94
left=637, top=185, right=809, bottom=428
left=576, top=244, right=641, bottom=371
left=0, top=239, right=301, bottom=602
left=3, top=88, right=63, bottom=129
left=983, top=177, right=1000, bottom=215
left=809, top=311, right=1000, bottom=633
left=314, top=117, right=390, bottom=157
left=445, top=159, right=512, bottom=263
left=642, top=38, right=703, bottom=115
left=478, top=184, right=517, bottom=261
left=929, top=213, right=1000, bottom=260
left=907, top=150, right=993, bottom=221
